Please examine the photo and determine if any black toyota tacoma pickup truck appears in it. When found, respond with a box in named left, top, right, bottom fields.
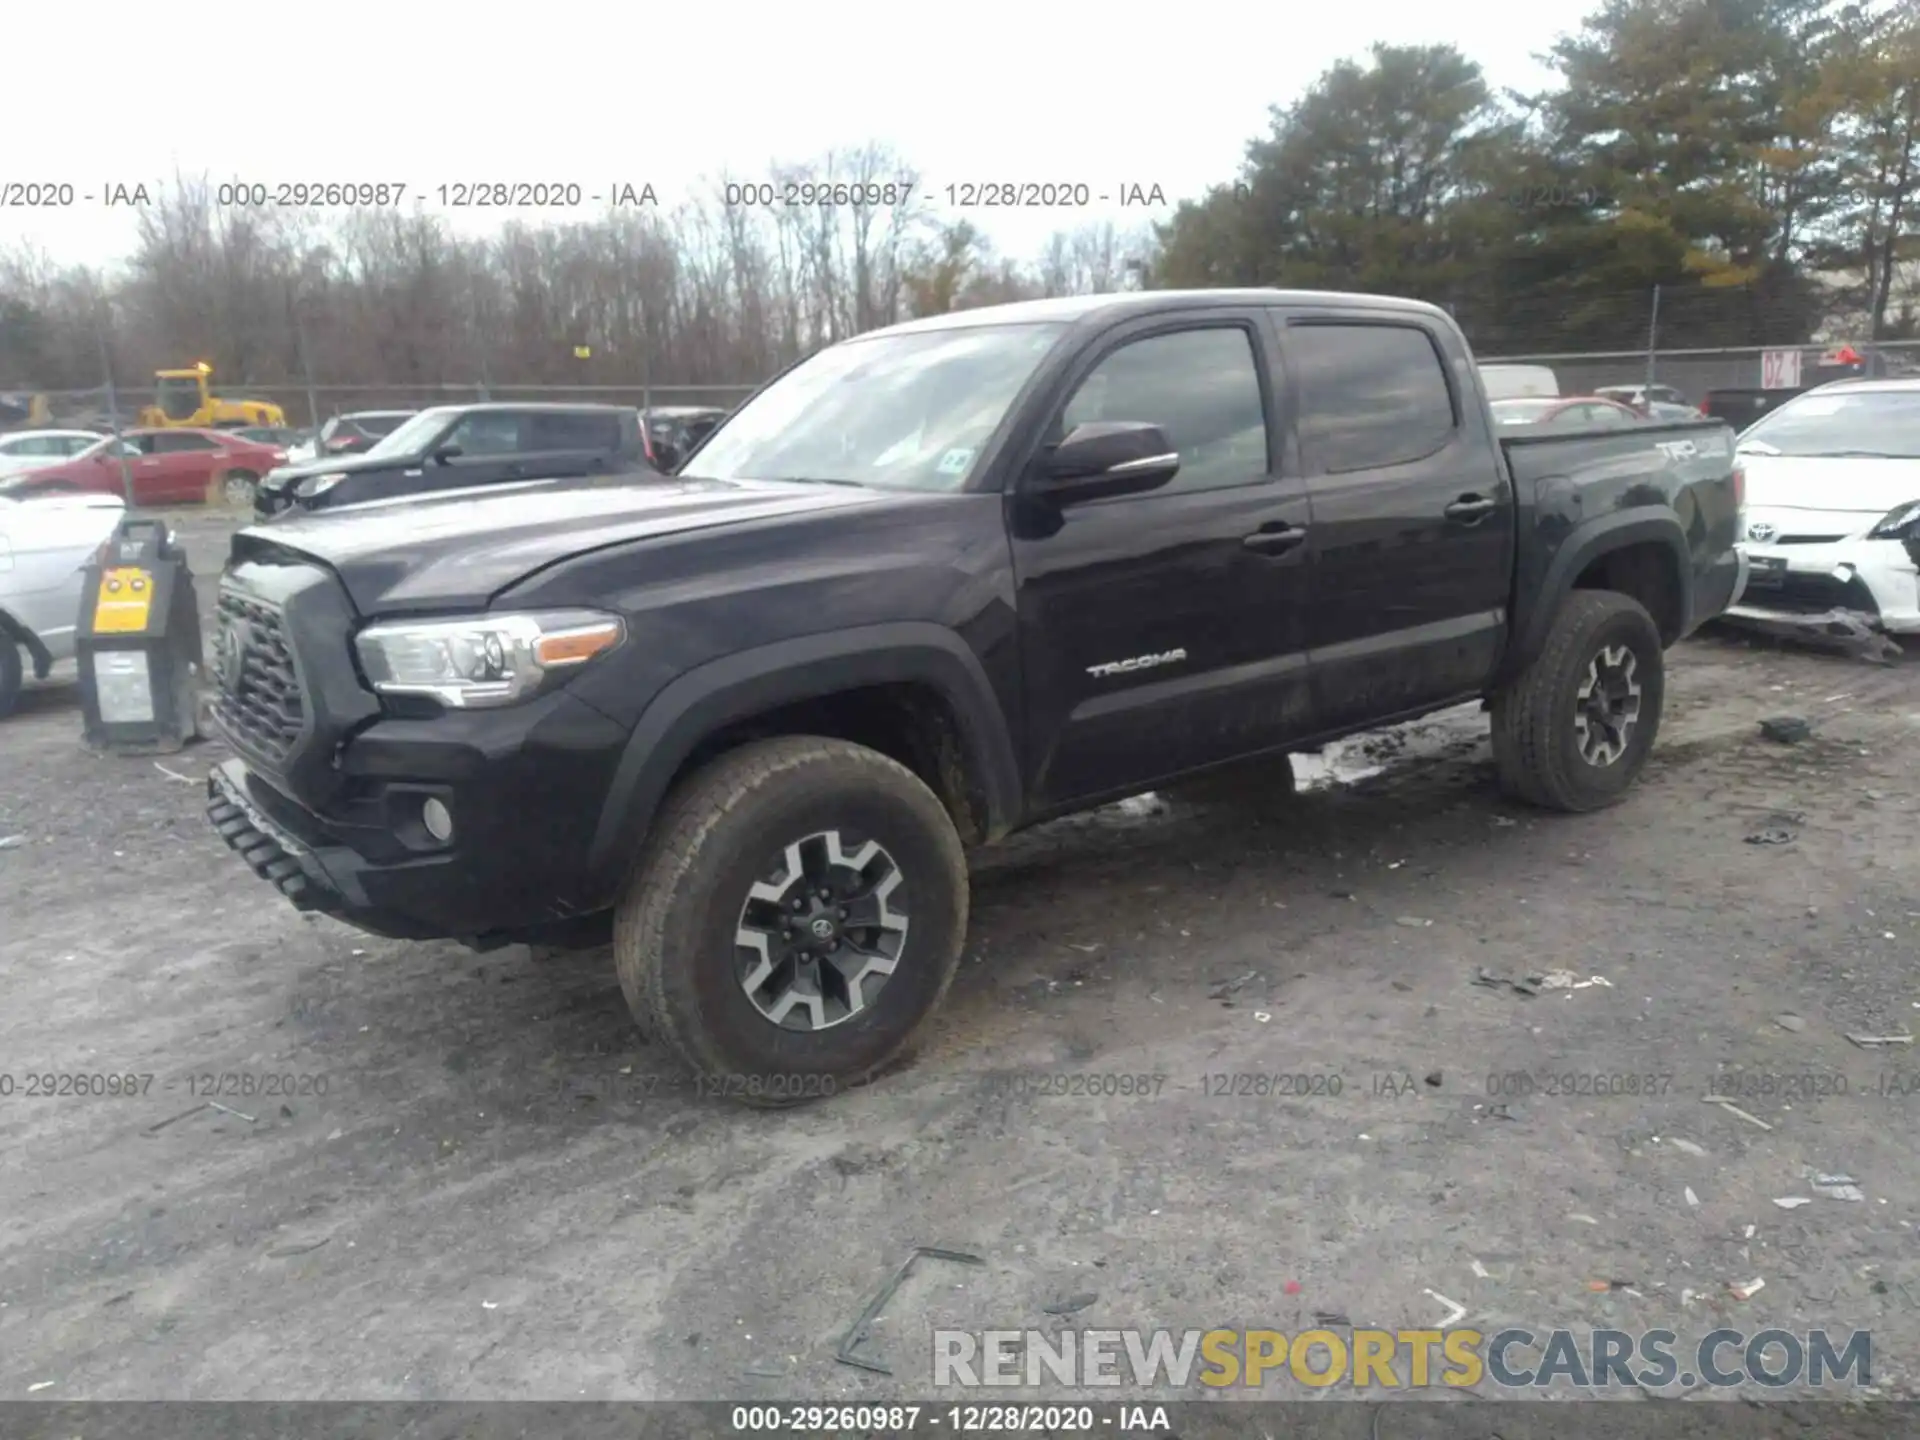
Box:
left=204, top=289, right=1747, bottom=1103
left=251, top=402, right=655, bottom=518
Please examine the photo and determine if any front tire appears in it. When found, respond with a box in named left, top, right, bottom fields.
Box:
left=1491, top=590, right=1665, bottom=812
left=0, top=639, right=22, bottom=719
left=221, top=470, right=259, bottom=507
left=613, top=736, right=968, bottom=1106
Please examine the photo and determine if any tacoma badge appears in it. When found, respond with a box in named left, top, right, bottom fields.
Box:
left=1087, top=648, right=1188, bottom=678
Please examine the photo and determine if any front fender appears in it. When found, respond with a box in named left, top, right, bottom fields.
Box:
left=583, top=622, right=1023, bottom=905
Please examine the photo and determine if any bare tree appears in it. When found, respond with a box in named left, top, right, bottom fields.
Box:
left=0, top=147, right=1147, bottom=401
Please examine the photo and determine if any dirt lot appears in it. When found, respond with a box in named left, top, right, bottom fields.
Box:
left=2, top=506, right=1918, bottom=1404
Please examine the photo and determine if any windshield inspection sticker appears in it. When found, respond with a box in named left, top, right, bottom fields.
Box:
left=936, top=447, right=976, bottom=476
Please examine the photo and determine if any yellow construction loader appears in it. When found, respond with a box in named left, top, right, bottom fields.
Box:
left=137, top=363, right=287, bottom=429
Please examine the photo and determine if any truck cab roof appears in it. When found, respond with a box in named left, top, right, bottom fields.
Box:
left=870, top=288, right=1455, bottom=338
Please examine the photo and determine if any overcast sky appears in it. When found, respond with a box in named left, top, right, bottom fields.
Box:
left=5, top=0, right=1586, bottom=271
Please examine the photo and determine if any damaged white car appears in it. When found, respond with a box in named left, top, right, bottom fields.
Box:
left=1727, top=378, right=1920, bottom=635
left=0, top=489, right=127, bottom=716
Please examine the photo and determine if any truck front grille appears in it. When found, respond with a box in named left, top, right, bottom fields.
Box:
left=211, top=589, right=304, bottom=763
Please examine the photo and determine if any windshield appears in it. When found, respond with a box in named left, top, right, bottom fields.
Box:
left=685, top=323, right=1068, bottom=491
left=77, top=436, right=137, bottom=460
left=1491, top=399, right=1557, bottom=425
left=362, top=407, right=458, bottom=459
left=357, top=412, right=412, bottom=437
left=1738, top=389, right=1920, bottom=458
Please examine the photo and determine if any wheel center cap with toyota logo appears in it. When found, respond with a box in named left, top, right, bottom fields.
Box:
left=1747, top=522, right=1776, bottom=542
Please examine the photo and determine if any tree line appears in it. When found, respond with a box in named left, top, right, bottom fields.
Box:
left=0, top=0, right=1913, bottom=402
left=1159, top=0, right=1919, bottom=350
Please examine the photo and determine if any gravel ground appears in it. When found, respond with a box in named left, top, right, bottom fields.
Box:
left=1, top=506, right=1918, bottom=1404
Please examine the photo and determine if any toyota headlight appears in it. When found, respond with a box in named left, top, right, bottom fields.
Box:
left=1867, top=500, right=1920, bottom=540
left=354, top=610, right=624, bottom=708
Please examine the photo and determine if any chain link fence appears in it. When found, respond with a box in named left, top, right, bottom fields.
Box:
left=15, top=339, right=1920, bottom=435
left=1475, top=341, right=1920, bottom=402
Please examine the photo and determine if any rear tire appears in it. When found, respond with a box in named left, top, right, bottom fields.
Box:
left=612, top=736, right=968, bottom=1107
left=0, top=640, right=22, bottom=719
left=1491, top=590, right=1664, bottom=812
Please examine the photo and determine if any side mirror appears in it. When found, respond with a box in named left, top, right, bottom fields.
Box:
left=432, top=444, right=463, bottom=465
left=1030, top=422, right=1179, bottom=503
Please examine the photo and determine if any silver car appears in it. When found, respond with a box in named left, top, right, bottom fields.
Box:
left=0, top=490, right=127, bottom=716
left=0, top=429, right=107, bottom=481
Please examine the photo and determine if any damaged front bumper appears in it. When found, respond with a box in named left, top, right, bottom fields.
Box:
left=1723, top=535, right=1920, bottom=635
left=205, top=760, right=465, bottom=940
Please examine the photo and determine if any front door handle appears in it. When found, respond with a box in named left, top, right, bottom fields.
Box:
left=1243, top=523, right=1307, bottom=555
left=1444, top=494, right=1498, bottom=523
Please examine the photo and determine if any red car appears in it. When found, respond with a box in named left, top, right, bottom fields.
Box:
left=0, top=428, right=287, bottom=506
left=1489, top=395, right=1645, bottom=430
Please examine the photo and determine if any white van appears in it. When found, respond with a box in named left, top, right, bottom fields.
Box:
left=1479, top=364, right=1560, bottom=401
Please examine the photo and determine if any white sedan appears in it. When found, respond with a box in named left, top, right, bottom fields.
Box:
left=0, top=490, right=127, bottom=716
left=1728, top=378, right=1920, bottom=634
left=0, top=429, right=107, bottom=481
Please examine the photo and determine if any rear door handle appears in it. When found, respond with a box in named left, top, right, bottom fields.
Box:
left=1243, top=523, right=1307, bottom=555
left=1444, top=494, right=1498, bottom=523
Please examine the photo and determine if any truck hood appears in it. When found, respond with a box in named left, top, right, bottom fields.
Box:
left=1739, top=453, right=1920, bottom=538
left=230, top=474, right=889, bottom=614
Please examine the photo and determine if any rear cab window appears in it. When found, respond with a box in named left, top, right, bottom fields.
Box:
left=1283, top=319, right=1459, bottom=473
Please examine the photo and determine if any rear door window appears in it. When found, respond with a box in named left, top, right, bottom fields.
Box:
left=526, top=412, right=622, bottom=451
left=1288, top=322, right=1458, bottom=473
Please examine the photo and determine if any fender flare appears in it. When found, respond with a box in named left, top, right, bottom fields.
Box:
left=584, top=622, right=1023, bottom=902
left=1504, top=512, right=1693, bottom=681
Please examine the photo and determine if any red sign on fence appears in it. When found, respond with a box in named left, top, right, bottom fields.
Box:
left=1761, top=349, right=1803, bottom=389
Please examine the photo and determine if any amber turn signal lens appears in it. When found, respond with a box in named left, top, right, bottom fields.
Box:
left=534, top=623, right=622, bottom=667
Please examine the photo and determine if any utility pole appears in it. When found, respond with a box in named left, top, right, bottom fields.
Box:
left=1645, top=284, right=1662, bottom=386
left=471, top=292, right=493, bottom=402
left=635, top=301, right=653, bottom=413
left=289, top=291, right=322, bottom=430
left=93, top=300, right=136, bottom=505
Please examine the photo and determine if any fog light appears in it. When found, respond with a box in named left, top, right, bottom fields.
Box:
left=422, top=797, right=454, bottom=842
